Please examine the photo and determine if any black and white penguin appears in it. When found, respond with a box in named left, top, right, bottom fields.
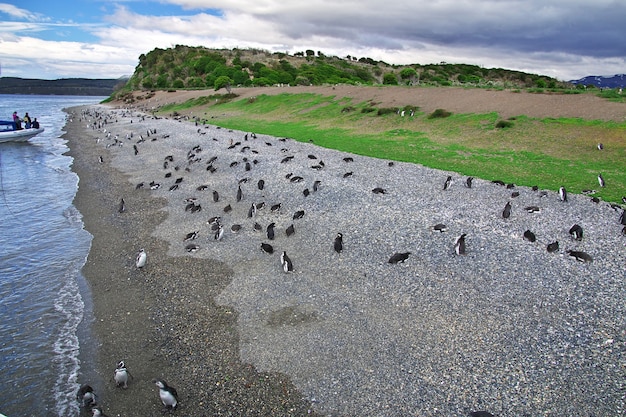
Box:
left=620, top=209, right=626, bottom=225
left=469, top=411, right=495, bottom=417
left=270, top=203, right=281, bottom=213
left=292, top=210, right=305, bottom=220
left=432, top=224, right=447, bottom=233
left=569, top=224, right=583, bottom=240
left=598, top=174, right=605, bottom=188
left=260, top=242, right=274, bottom=254
left=214, top=224, right=224, bottom=241
left=524, top=206, right=541, bottom=213
left=280, top=251, right=294, bottom=272
left=546, top=241, right=559, bottom=253
left=285, top=224, right=295, bottom=237
left=313, top=180, right=321, bottom=192
left=454, top=234, right=467, bottom=255
left=266, top=222, right=275, bottom=240
left=388, top=252, right=411, bottom=264
left=118, top=198, right=126, bottom=213
left=91, top=406, right=109, bottom=417
left=153, top=379, right=178, bottom=409
left=567, top=250, right=593, bottom=263
left=231, top=224, right=242, bottom=233
left=185, top=243, right=199, bottom=252
left=257, top=179, right=265, bottom=190
left=559, top=186, right=567, bottom=202
left=597, top=143, right=604, bottom=150
left=334, top=233, right=343, bottom=253
left=502, top=202, right=512, bottom=219
left=212, top=190, right=219, bottom=202
left=443, top=175, right=452, bottom=190
left=114, top=360, right=133, bottom=389
left=135, top=249, right=147, bottom=269
left=465, top=177, right=473, bottom=188
left=247, top=203, right=257, bottom=218
left=372, top=187, right=387, bottom=194
left=183, top=231, right=198, bottom=242
left=523, top=230, right=536, bottom=242
left=77, top=384, right=97, bottom=408
left=236, top=185, right=243, bottom=202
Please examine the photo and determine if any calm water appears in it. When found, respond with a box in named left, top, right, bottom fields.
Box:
left=0, top=95, right=105, bottom=416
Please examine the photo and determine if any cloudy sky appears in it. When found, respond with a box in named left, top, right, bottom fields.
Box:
left=0, top=0, right=624, bottom=81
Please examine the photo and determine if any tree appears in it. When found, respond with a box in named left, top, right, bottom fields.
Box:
left=383, top=72, right=398, bottom=85
left=214, top=75, right=233, bottom=93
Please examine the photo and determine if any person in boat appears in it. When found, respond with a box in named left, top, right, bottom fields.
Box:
left=31, top=118, right=40, bottom=129
left=12, top=111, right=22, bottom=130
left=23, top=112, right=32, bottom=129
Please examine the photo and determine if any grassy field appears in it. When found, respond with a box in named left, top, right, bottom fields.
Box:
left=158, top=92, right=626, bottom=204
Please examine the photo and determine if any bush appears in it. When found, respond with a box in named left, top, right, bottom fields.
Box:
left=495, top=120, right=514, bottom=129
left=377, top=107, right=399, bottom=116
left=361, top=107, right=376, bottom=114
left=428, top=109, right=452, bottom=119
left=341, top=106, right=355, bottom=113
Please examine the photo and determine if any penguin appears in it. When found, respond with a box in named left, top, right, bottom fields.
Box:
left=547, top=241, right=559, bottom=253
left=212, top=190, right=219, bottom=202
left=114, top=360, right=133, bottom=389
left=334, top=233, right=344, bottom=253
left=432, top=224, right=447, bottom=233
left=280, top=251, right=294, bottom=273
left=465, top=177, right=473, bottom=188
left=620, top=209, right=626, bottom=225
left=135, top=249, right=147, bottom=268
left=303, top=188, right=310, bottom=197
left=197, top=184, right=209, bottom=191
left=597, top=143, right=604, bottom=150
left=569, top=224, right=583, bottom=241
left=266, top=222, right=275, bottom=240
left=260, top=242, right=274, bottom=254
left=567, top=250, right=593, bottom=263
left=223, top=204, right=232, bottom=213
left=454, top=234, right=467, bottom=255
left=598, top=174, right=605, bottom=187
left=285, top=224, right=295, bottom=237
left=98, top=155, right=104, bottom=163
left=153, top=379, right=178, bottom=409
left=77, top=384, right=97, bottom=408
left=524, top=206, right=541, bottom=213
left=469, top=412, right=495, bottom=417
left=372, top=187, right=387, bottom=194
left=443, top=175, right=452, bottom=190
left=258, top=179, right=265, bottom=190
left=214, top=224, right=224, bottom=241
left=502, top=201, right=511, bottom=219
left=343, top=171, right=353, bottom=178
left=91, top=406, right=109, bottom=417
left=313, top=180, right=321, bottom=192
left=185, top=243, right=200, bottom=252
left=271, top=203, right=281, bottom=213
left=558, top=186, right=567, bottom=202
left=523, top=230, right=536, bottom=242
left=242, top=202, right=255, bottom=219
left=118, top=198, right=126, bottom=213
left=236, top=185, right=243, bottom=202
left=293, top=210, right=305, bottom=220
left=388, top=252, right=411, bottom=264
left=231, top=224, right=242, bottom=233
left=183, top=231, right=198, bottom=242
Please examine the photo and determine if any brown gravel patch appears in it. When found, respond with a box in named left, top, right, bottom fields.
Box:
left=128, top=85, right=625, bottom=122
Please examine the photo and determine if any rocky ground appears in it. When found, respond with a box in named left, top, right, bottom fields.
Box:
left=67, top=87, right=625, bottom=417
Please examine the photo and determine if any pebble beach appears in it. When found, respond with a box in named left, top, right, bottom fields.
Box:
left=66, top=95, right=625, bottom=416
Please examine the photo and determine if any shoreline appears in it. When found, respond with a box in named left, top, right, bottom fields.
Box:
left=66, top=100, right=625, bottom=416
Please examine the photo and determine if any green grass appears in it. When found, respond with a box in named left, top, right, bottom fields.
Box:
left=160, top=93, right=626, bottom=204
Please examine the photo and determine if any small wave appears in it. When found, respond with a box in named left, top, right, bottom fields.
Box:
left=63, top=205, right=84, bottom=227
left=51, top=264, right=85, bottom=417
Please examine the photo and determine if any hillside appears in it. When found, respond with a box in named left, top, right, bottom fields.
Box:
left=569, top=74, right=626, bottom=89
left=119, top=46, right=572, bottom=94
left=0, top=77, right=127, bottom=96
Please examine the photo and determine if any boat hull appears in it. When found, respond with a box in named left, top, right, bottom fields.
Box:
left=0, top=128, right=45, bottom=143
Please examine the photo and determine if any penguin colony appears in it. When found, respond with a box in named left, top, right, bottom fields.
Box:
left=76, top=106, right=626, bottom=416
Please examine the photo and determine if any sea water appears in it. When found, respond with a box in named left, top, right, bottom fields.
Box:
left=0, top=95, right=104, bottom=416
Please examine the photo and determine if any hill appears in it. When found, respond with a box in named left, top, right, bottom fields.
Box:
left=0, top=77, right=127, bottom=96
left=569, top=74, right=625, bottom=89
left=119, top=46, right=571, bottom=94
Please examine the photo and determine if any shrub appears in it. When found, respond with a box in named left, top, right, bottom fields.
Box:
left=377, top=107, right=399, bottom=116
left=361, top=107, right=376, bottom=114
left=428, top=109, right=452, bottom=119
left=495, top=120, right=514, bottom=129
left=341, top=106, right=355, bottom=113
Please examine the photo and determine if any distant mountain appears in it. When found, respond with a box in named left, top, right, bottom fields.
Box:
left=0, top=77, right=128, bottom=96
left=568, top=74, right=625, bottom=89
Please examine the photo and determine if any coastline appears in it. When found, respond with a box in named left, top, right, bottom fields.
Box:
left=65, top=100, right=625, bottom=416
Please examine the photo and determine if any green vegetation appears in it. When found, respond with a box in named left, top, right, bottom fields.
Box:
left=158, top=93, right=626, bottom=204
left=114, top=46, right=589, bottom=96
